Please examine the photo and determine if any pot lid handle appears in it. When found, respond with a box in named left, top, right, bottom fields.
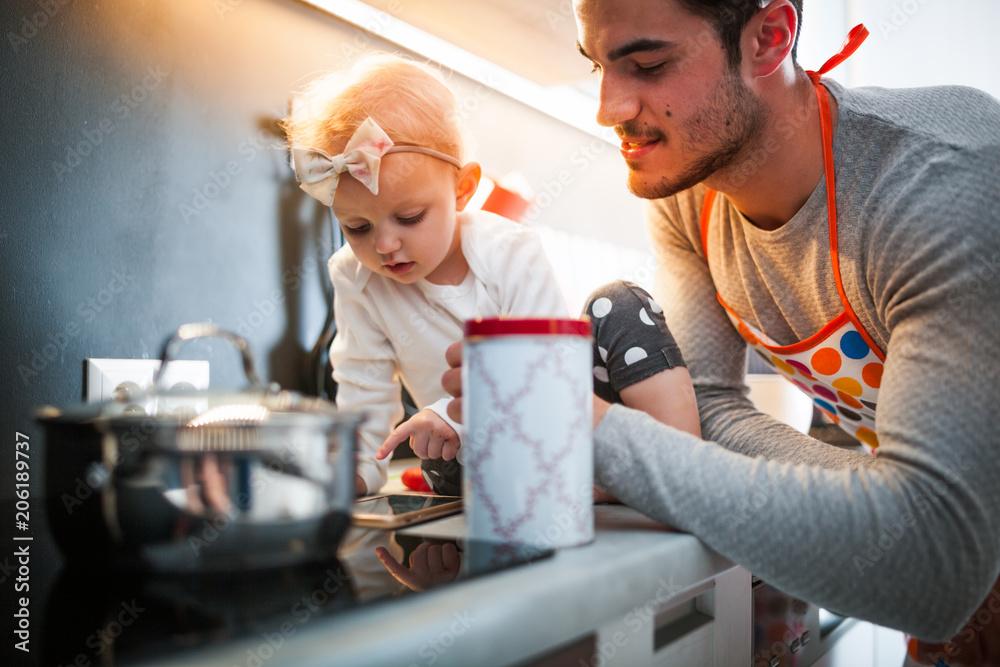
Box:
left=154, top=323, right=265, bottom=391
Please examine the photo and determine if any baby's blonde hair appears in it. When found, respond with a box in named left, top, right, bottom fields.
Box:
left=283, top=54, right=467, bottom=163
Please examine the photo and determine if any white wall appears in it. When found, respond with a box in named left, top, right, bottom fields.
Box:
left=799, top=0, right=1000, bottom=100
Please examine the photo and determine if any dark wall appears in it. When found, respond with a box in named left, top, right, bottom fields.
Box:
left=0, top=0, right=374, bottom=501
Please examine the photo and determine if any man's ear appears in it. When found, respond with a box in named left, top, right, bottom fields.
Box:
left=454, top=161, right=482, bottom=212
left=746, top=0, right=796, bottom=78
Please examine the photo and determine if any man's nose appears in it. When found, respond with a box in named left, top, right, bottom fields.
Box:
left=596, top=73, right=639, bottom=128
left=375, top=225, right=401, bottom=255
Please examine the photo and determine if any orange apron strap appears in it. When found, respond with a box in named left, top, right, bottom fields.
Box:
left=805, top=25, right=885, bottom=362
left=805, top=24, right=870, bottom=85
left=699, top=189, right=717, bottom=263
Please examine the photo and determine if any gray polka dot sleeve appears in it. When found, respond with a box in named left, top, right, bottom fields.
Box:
left=583, top=280, right=686, bottom=405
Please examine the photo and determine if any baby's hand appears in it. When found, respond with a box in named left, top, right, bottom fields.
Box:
left=377, top=409, right=460, bottom=461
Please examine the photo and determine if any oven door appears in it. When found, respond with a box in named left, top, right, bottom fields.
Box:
left=753, top=577, right=854, bottom=667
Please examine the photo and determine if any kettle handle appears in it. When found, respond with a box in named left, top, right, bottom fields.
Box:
left=154, top=323, right=265, bottom=391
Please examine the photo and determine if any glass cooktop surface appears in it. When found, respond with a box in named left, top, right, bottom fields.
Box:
left=2, top=500, right=552, bottom=666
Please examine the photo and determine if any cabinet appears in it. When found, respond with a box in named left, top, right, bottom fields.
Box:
left=525, top=566, right=753, bottom=667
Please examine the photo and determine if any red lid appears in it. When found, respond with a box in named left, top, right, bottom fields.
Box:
left=464, top=317, right=591, bottom=337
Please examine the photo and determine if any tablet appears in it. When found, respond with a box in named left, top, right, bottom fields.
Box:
left=352, top=494, right=463, bottom=529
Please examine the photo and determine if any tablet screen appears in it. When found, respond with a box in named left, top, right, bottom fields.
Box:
left=354, top=494, right=461, bottom=515
left=351, top=494, right=463, bottom=528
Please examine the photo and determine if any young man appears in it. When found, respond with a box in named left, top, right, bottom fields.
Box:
left=442, top=0, right=1000, bottom=660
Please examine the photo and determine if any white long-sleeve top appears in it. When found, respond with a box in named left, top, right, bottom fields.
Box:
left=329, top=209, right=569, bottom=494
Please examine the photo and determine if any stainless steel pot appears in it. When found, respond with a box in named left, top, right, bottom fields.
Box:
left=36, top=323, right=364, bottom=573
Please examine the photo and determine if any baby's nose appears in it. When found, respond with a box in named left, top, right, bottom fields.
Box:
left=375, top=227, right=401, bottom=254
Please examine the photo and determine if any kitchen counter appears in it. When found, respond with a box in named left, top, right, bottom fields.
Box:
left=136, top=494, right=751, bottom=667
left=10, top=457, right=914, bottom=667
left=15, top=460, right=750, bottom=667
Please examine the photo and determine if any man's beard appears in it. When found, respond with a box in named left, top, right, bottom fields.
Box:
left=624, top=72, right=768, bottom=200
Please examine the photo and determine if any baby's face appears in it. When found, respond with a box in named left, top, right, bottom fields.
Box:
left=332, top=153, right=466, bottom=285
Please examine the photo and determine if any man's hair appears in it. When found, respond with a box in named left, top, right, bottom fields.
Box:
left=676, top=0, right=803, bottom=70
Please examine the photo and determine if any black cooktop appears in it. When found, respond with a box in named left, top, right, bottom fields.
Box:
left=1, top=501, right=552, bottom=667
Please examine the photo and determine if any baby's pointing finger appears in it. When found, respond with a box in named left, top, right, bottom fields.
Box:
left=377, top=424, right=411, bottom=460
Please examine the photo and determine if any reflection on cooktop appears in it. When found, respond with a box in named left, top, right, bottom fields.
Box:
left=40, top=523, right=553, bottom=666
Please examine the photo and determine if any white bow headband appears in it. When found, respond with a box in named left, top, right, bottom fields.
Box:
left=290, top=117, right=462, bottom=207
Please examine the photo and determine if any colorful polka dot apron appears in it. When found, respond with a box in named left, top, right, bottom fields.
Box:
left=700, top=25, right=885, bottom=453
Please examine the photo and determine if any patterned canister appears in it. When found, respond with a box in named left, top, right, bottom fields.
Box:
left=462, top=318, right=594, bottom=548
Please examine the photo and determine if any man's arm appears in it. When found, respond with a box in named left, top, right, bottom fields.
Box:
left=593, top=182, right=1000, bottom=640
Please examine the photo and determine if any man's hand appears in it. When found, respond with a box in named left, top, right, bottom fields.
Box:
left=593, top=394, right=611, bottom=428
left=593, top=485, right=619, bottom=504
left=377, top=408, right=460, bottom=461
left=442, top=341, right=463, bottom=423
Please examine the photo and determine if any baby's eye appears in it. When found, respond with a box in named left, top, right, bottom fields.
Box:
left=343, top=223, right=370, bottom=236
left=396, top=211, right=426, bottom=225
left=589, top=62, right=601, bottom=74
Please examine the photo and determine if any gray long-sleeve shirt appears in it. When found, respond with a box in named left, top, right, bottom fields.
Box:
left=593, top=80, right=1000, bottom=641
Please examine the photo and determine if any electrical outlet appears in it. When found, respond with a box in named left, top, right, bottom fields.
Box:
left=85, top=358, right=210, bottom=403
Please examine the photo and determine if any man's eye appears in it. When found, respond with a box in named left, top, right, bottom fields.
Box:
left=397, top=212, right=425, bottom=225
left=343, top=224, right=370, bottom=236
left=635, top=61, right=668, bottom=76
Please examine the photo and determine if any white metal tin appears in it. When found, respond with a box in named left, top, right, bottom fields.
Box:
left=462, top=318, right=594, bottom=548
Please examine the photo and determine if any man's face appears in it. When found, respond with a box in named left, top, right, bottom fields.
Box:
left=575, top=0, right=768, bottom=199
